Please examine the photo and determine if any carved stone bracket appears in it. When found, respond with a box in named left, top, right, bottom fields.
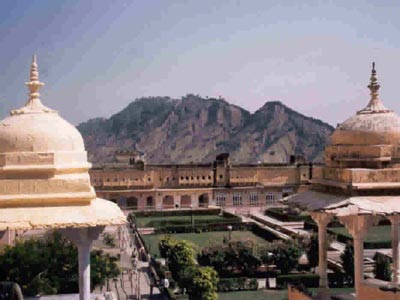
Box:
left=310, top=211, right=332, bottom=228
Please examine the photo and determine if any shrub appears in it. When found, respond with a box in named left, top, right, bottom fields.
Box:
left=269, top=240, right=302, bottom=275
left=132, top=209, right=221, bottom=218
left=0, top=231, right=119, bottom=296
left=217, top=277, right=258, bottom=292
left=277, top=273, right=319, bottom=288
left=374, top=255, right=392, bottom=281
left=340, top=242, right=354, bottom=286
left=154, top=222, right=244, bottom=234
left=198, top=241, right=261, bottom=277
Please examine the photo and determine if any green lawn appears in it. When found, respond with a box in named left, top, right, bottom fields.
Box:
left=329, top=226, right=391, bottom=243
left=142, top=230, right=268, bottom=257
left=168, top=288, right=354, bottom=300
left=218, top=290, right=287, bottom=300
left=218, top=288, right=355, bottom=300
left=135, top=214, right=235, bottom=227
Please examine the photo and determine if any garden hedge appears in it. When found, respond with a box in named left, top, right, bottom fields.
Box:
left=133, top=208, right=221, bottom=218
left=265, top=207, right=310, bottom=222
left=217, top=277, right=258, bottom=292
left=277, top=273, right=320, bottom=288
left=276, top=272, right=348, bottom=288
left=146, top=216, right=241, bottom=228
left=154, top=222, right=247, bottom=234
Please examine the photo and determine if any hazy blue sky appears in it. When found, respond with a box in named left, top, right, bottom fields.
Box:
left=1, top=0, right=400, bottom=125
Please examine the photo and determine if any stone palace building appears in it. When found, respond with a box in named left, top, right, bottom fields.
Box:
left=90, top=152, right=315, bottom=212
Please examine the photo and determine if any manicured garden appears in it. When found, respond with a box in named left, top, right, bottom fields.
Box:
left=130, top=208, right=242, bottom=230
left=143, top=226, right=359, bottom=300
left=218, top=290, right=287, bottom=300
left=135, top=214, right=231, bottom=228
left=166, top=286, right=355, bottom=300
left=142, top=230, right=267, bottom=257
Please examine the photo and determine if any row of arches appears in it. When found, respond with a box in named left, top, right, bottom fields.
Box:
left=108, top=196, right=154, bottom=209
left=162, top=194, right=209, bottom=209
left=108, top=194, right=209, bottom=209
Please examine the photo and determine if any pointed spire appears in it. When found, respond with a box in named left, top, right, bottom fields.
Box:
left=368, top=62, right=380, bottom=102
left=358, top=62, right=391, bottom=114
left=25, top=54, right=45, bottom=102
left=11, top=55, right=55, bottom=115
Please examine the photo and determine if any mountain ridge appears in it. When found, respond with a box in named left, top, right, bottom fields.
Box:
left=77, top=95, right=334, bottom=164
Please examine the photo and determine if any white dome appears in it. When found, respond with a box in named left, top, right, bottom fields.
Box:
left=0, top=112, right=85, bottom=153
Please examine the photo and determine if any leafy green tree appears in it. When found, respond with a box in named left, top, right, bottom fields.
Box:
left=226, top=241, right=261, bottom=276
left=270, top=241, right=302, bottom=274
left=165, top=239, right=196, bottom=285
left=0, top=231, right=119, bottom=296
left=180, top=266, right=219, bottom=300
left=340, top=242, right=354, bottom=286
left=374, top=255, right=392, bottom=281
left=159, top=235, right=175, bottom=258
left=198, top=241, right=260, bottom=277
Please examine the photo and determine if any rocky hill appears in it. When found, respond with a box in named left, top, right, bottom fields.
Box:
left=77, top=95, right=334, bottom=164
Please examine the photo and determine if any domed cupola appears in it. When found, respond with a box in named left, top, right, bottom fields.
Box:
left=0, top=56, right=125, bottom=229
left=326, top=63, right=400, bottom=169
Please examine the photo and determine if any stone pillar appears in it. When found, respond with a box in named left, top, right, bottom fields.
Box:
left=61, top=227, right=104, bottom=300
left=353, top=231, right=364, bottom=293
left=339, top=215, right=375, bottom=300
left=78, top=242, right=91, bottom=300
left=311, top=212, right=331, bottom=300
left=390, top=216, right=400, bottom=284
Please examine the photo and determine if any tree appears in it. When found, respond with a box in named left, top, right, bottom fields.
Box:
left=0, top=231, right=120, bottom=296
left=340, top=242, right=354, bottom=286
left=163, top=239, right=196, bottom=285
left=159, top=235, right=175, bottom=258
left=374, top=255, right=392, bottom=281
left=226, top=241, right=261, bottom=276
left=306, top=234, right=319, bottom=272
left=181, top=266, right=219, bottom=300
left=262, top=241, right=301, bottom=274
left=198, top=241, right=260, bottom=277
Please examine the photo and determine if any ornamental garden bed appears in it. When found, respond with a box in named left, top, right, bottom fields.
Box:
left=131, top=210, right=241, bottom=228
left=142, top=230, right=268, bottom=257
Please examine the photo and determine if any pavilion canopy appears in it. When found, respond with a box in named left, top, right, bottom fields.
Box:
left=284, top=191, right=400, bottom=217
left=0, top=198, right=125, bottom=231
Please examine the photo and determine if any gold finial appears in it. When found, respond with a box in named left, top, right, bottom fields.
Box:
left=25, top=54, right=45, bottom=102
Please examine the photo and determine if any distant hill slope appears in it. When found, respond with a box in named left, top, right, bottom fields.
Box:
left=77, top=95, right=334, bottom=164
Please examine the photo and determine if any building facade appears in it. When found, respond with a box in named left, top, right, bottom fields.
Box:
left=90, top=151, right=315, bottom=212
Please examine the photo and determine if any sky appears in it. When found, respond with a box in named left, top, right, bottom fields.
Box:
left=1, top=0, right=400, bottom=126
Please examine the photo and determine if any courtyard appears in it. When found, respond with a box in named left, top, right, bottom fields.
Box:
left=135, top=214, right=237, bottom=228
left=142, top=230, right=268, bottom=257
